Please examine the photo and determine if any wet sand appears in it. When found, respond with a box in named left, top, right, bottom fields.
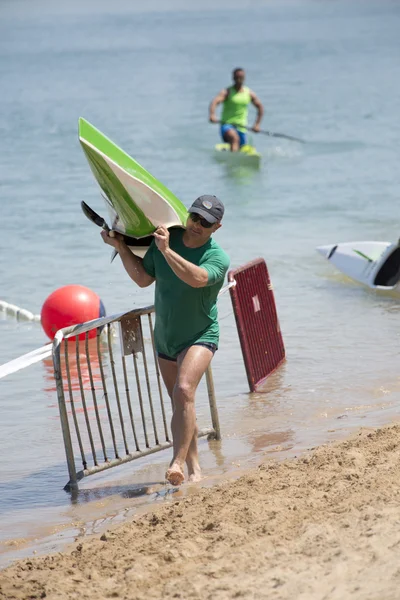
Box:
left=1, top=423, right=400, bottom=600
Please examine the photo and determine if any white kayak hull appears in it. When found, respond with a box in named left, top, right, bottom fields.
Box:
left=316, top=241, right=400, bottom=290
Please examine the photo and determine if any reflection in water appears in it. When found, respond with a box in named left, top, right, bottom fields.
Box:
left=221, top=163, right=263, bottom=186
left=43, top=337, right=108, bottom=396
left=43, top=338, right=110, bottom=424
left=250, top=365, right=288, bottom=397
left=69, top=481, right=178, bottom=505
left=248, top=430, right=294, bottom=454
left=208, top=438, right=226, bottom=469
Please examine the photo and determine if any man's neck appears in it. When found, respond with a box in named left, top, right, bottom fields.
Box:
left=182, top=230, right=211, bottom=249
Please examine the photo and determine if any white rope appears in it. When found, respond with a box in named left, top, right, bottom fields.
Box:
left=214, top=280, right=236, bottom=321
left=0, top=300, right=41, bottom=322
left=218, top=279, right=236, bottom=297
left=0, top=343, right=52, bottom=380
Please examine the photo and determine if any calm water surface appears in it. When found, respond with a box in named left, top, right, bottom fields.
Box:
left=1, top=0, right=400, bottom=566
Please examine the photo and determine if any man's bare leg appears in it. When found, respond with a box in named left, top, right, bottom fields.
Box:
left=158, top=346, right=213, bottom=485
left=157, top=358, right=180, bottom=474
left=176, top=347, right=213, bottom=483
left=185, top=422, right=201, bottom=483
left=158, top=357, right=200, bottom=482
left=223, top=128, right=240, bottom=152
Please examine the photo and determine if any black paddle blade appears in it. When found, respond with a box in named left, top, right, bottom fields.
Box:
left=81, top=201, right=109, bottom=231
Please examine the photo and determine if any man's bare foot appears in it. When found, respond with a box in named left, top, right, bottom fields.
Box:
left=187, top=461, right=202, bottom=483
left=165, top=463, right=185, bottom=486
left=188, top=470, right=202, bottom=483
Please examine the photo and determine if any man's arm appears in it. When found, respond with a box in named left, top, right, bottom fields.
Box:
left=250, top=90, right=264, bottom=132
left=164, top=248, right=209, bottom=288
left=209, top=88, right=229, bottom=123
left=154, top=226, right=209, bottom=288
left=101, top=231, right=155, bottom=288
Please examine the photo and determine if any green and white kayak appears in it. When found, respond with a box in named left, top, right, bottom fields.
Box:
left=79, top=118, right=188, bottom=256
left=214, top=143, right=261, bottom=168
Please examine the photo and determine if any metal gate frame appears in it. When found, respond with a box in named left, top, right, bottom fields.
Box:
left=52, top=306, right=220, bottom=491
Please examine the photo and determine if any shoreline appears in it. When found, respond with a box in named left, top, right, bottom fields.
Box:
left=1, top=423, right=400, bottom=599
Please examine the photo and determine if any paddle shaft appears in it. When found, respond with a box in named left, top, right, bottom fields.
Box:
left=216, top=121, right=305, bottom=144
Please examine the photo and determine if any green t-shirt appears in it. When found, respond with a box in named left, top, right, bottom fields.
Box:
left=142, top=229, right=230, bottom=358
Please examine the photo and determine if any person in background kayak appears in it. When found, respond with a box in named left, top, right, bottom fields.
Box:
left=101, top=195, right=230, bottom=487
left=209, top=67, right=264, bottom=152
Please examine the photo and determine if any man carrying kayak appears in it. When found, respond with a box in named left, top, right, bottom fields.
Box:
left=101, top=195, right=229, bottom=486
left=209, top=67, right=264, bottom=151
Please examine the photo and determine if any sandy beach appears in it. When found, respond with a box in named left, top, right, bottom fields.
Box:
left=1, top=423, right=400, bottom=600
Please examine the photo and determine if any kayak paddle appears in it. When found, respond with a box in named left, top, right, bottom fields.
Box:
left=216, top=121, right=305, bottom=144
left=81, top=200, right=111, bottom=232
left=81, top=201, right=118, bottom=262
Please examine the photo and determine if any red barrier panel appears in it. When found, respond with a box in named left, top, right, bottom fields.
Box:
left=229, top=258, right=285, bottom=392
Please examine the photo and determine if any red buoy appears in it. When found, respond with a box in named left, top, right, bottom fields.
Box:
left=41, top=285, right=106, bottom=341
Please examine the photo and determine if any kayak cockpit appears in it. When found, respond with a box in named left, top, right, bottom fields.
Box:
left=373, top=246, right=400, bottom=288
left=124, top=226, right=185, bottom=258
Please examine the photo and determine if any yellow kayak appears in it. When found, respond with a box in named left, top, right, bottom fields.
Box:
left=213, top=143, right=261, bottom=168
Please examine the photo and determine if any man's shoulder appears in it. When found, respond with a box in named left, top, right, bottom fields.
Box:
left=224, top=86, right=233, bottom=97
left=248, top=88, right=259, bottom=100
left=207, top=238, right=230, bottom=265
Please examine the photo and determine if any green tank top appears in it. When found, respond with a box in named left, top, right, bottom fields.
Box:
left=221, top=86, right=251, bottom=131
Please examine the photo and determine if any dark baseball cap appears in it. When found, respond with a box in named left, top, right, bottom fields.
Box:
left=188, top=195, right=225, bottom=224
